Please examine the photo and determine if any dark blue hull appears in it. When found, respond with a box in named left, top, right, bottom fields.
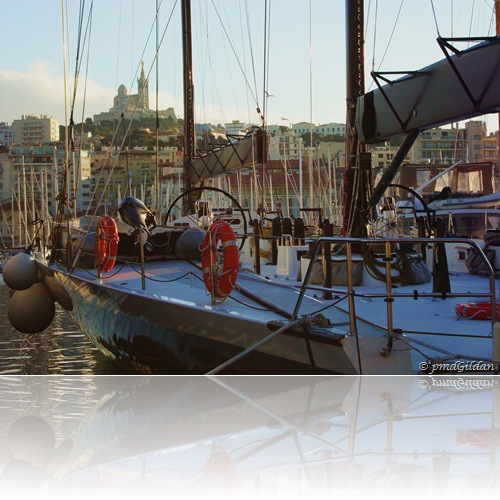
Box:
left=48, top=266, right=354, bottom=375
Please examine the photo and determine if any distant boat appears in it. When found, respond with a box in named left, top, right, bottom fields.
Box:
left=428, top=191, right=500, bottom=210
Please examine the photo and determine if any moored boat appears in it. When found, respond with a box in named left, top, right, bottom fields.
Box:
left=4, top=0, right=500, bottom=375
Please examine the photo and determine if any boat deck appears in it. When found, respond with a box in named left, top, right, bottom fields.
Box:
left=90, top=257, right=495, bottom=369
left=45, top=235, right=498, bottom=375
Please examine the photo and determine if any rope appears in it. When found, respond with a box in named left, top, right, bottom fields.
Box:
left=362, top=247, right=407, bottom=284
left=205, top=318, right=303, bottom=375
left=83, top=262, right=128, bottom=278
left=129, top=265, right=195, bottom=283
left=249, top=237, right=272, bottom=260
left=227, top=294, right=276, bottom=312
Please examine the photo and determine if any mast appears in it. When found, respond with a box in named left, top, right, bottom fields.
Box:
left=497, top=0, right=500, bottom=168
left=182, top=0, right=196, bottom=212
left=343, top=0, right=371, bottom=238
left=155, top=0, right=161, bottom=219
left=22, top=157, right=28, bottom=246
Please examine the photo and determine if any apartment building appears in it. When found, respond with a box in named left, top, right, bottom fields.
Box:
left=90, top=148, right=182, bottom=210
left=412, top=121, right=499, bottom=164
left=483, top=131, right=499, bottom=163
left=12, top=115, right=59, bottom=145
left=224, top=121, right=253, bottom=135
left=293, top=122, right=346, bottom=137
left=0, top=122, right=14, bottom=145
left=268, top=130, right=303, bottom=161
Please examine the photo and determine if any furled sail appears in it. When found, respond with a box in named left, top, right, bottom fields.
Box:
left=186, top=127, right=266, bottom=185
left=356, top=35, right=500, bottom=143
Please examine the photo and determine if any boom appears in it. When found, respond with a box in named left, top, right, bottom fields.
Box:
left=356, top=36, right=500, bottom=143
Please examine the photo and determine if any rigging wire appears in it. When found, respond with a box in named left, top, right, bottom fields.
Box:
left=86, top=0, right=178, bottom=217
left=66, top=0, right=87, bottom=217
left=78, top=3, right=93, bottom=141
left=468, top=0, right=477, bottom=39
left=154, top=0, right=162, bottom=218
left=244, top=0, right=261, bottom=121
left=196, top=1, right=230, bottom=126
left=308, top=0, right=315, bottom=221
left=263, top=0, right=272, bottom=127
left=112, top=0, right=124, bottom=143
left=429, top=0, right=441, bottom=36
left=371, top=0, right=405, bottom=81
left=209, top=0, right=260, bottom=111
left=260, top=0, right=272, bottom=212
left=60, top=0, right=69, bottom=176
left=237, top=3, right=251, bottom=124
left=369, top=0, right=378, bottom=73
left=74, top=2, right=94, bottom=216
left=130, top=0, right=136, bottom=87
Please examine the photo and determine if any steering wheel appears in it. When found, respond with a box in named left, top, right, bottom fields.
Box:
left=164, top=186, right=248, bottom=251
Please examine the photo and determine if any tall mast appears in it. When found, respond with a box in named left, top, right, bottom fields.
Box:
left=343, top=0, right=371, bottom=238
left=182, top=0, right=195, bottom=204
left=496, top=0, right=500, bottom=168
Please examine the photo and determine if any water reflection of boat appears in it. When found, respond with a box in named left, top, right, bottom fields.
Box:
left=1, top=375, right=499, bottom=499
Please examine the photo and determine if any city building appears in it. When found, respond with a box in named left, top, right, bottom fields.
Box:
left=224, top=121, right=253, bottom=135
left=411, top=121, right=499, bottom=165
left=90, top=148, right=182, bottom=211
left=0, top=151, right=9, bottom=200
left=464, top=121, right=491, bottom=163
left=317, top=141, right=345, bottom=166
left=293, top=122, right=346, bottom=137
left=483, top=131, right=499, bottom=163
left=0, top=122, right=14, bottom=145
left=12, top=115, right=59, bottom=145
left=268, top=130, right=303, bottom=161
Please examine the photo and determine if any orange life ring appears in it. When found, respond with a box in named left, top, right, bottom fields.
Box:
left=94, top=216, right=119, bottom=273
left=201, top=220, right=239, bottom=299
left=455, top=301, right=500, bottom=320
left=456, top=429, right=500, bottom=448
left=203, top=448, right=238, bottom=491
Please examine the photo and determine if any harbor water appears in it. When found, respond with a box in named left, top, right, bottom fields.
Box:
left=0, top=276, right=122, bottom=375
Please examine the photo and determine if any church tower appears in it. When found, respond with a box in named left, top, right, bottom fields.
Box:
left=137, top=61, right=149, bottom=110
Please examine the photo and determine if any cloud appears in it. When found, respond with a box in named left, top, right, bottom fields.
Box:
left=0, top=61, right=346, bottom=128
left=0, top=62, right=114, bottom=125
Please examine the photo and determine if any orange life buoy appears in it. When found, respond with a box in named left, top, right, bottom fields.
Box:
left=202, top=448, right=238, bottom=491
left=201, top=220, right=239, bottom=299
left=456, top=429, right=500, bottom=448
left=94, top=216, right=119, bottom=273
left=455, top=301, right=500, bottom=320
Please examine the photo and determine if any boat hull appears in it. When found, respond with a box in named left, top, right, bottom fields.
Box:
left=41, top=263, right=358, bottom=375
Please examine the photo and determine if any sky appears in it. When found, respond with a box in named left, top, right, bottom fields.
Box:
left=0, top=0, right=498, bottom=133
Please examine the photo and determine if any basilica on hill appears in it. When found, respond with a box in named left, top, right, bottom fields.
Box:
left=93, top=62, right=176, bottom=124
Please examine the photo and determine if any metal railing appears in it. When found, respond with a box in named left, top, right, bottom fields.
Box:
left=292, top=236, right=497, bottom=340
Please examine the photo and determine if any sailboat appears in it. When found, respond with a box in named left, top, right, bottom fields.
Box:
left=4, top=0, right=500, bottom=374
